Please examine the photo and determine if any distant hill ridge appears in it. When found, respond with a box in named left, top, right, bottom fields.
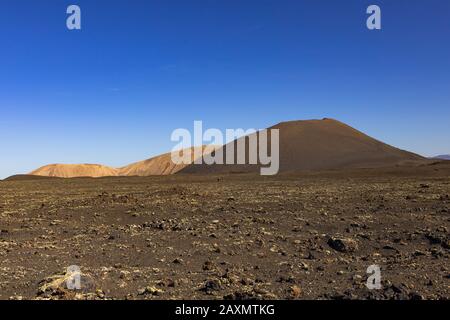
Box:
left=432, top=155, right=450, bottom=160
left=29, top=146, right=216, bottom=178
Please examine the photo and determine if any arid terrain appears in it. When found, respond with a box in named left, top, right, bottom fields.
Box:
left=0, top=162, right=449, bottom=300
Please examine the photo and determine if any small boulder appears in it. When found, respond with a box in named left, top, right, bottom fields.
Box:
left=327, top=237, right=359, bottom=253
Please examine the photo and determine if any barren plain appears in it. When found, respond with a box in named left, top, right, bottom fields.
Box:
left=0, top=163, right=449, bottom=300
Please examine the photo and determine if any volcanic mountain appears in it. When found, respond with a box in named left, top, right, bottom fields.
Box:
left=25, top=118, right=425, bottom=178
left=30, top=164, right=119, bottom=178
left=180, top=118, right=424, bottom=174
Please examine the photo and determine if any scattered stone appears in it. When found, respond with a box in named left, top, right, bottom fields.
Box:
left=201, top=279, right=222, bottom=294
left=289, top=285, right=302, bottom=298
left=327, top=237, right=359, bottom=253
left=138, top=286, right=163, bottom=296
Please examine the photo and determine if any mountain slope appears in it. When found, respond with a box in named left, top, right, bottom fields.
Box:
left=119, top=146, right=217, bottom=176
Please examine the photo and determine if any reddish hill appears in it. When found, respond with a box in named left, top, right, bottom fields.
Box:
left=180, top=118, right=424, bottom=174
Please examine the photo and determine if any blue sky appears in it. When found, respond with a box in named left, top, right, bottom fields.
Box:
left=0, top=0, right=449, bottom=178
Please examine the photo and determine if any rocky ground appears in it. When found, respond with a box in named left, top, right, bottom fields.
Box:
left=0, top=163, right=449, bottom=300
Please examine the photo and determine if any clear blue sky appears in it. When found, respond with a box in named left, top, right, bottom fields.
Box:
left=0, top=0, right=449, bottom=178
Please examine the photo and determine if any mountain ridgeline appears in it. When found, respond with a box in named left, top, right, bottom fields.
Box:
left=26, top=119, right=425, bottom=178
